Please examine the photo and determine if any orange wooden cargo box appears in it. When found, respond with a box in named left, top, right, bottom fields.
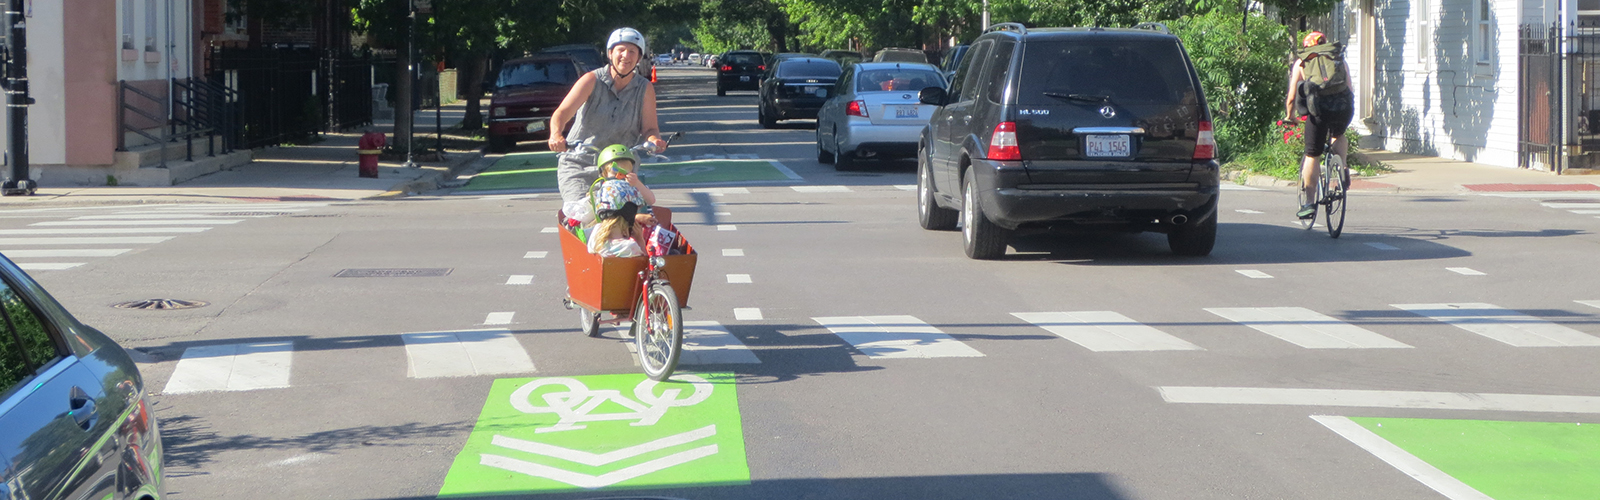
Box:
left=559, top=224, right=697, bottom=313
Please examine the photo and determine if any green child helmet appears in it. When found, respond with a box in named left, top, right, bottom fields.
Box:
left=597, top=144, right=637, bottom=176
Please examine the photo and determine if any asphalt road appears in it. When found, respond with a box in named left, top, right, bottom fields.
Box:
left=11, top=64, right=1600, bottom=500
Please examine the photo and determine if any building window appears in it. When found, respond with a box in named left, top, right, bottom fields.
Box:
left=1415, top=0, right=1431, bottom=67
left=121, top=0, right=135, bottom=50
left=143, top=0, right=157, bottom=53
left=1477, top=0, right=1492, bottom=64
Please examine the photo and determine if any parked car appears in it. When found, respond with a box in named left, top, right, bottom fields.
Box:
left=758, top=57, right=843, bottom=128
left=540, top=44, right=605, bottom=71
left=816, top=62, right=945, bottom=169
left=917, top=24, right=1218, bottom=259
left=655, top=53, right=673, bottom=64
left=0, top=254, right=164, bottom=500
left=705, top=54, right=720, bottom=67
left=938, top=44, right=969, bottom=82
left=872, top=47, right=930, bottom=64
left=487, top=54, right=584, bottom=153
left=820, top=50, right=864, bottom=66
left=689, top=53, right=703, bottom=65
left=716, top=50, right=767, bottom=96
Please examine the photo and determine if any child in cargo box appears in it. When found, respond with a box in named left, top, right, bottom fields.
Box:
left=585, top=144, right=657, bottom=257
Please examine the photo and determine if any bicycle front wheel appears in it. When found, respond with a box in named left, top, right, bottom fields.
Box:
left=1324, top=154, right=1347, bottom=238
left=1298, top=178, right=1318, bottom=230
left=635, top=281, right=684, bottom=381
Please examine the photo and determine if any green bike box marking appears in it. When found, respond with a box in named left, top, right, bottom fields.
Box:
left=438, top=372, right=749, bottom=497
left=1354, top=417, right=1600, bottom=500
left=460, top=151, right=795, bottom=192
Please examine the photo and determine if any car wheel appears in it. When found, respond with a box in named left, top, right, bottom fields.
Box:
left=833, top=140, right=855, bottom=171
left=758, top=106, right=776, bottom=128
left=918, top=147, right=957, bottom=230
left=962, top=170, right=1010, bottom=259
left=1168, top=198, right=1218, bottom=257
left=817, top=139, right=833, bottom=164
left=717, top=85, right=726, bottom=97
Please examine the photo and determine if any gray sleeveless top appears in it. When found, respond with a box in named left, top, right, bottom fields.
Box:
left=561, top=67, right=648, bottom=165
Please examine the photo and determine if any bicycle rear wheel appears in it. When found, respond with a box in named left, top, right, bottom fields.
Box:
left=1324, top=154, right=1347, bottom=238
left=635, top=281, right=683, bottom=381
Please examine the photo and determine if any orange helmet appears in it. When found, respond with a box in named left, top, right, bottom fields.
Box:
left=1303, top=31, right=1327, bottom=47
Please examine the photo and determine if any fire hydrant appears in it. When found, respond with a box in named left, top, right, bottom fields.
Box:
left=357, top=131, right=386, bottom=178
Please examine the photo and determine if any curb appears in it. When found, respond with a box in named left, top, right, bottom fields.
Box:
left=1223, top=170, right=1297, bottom=188
left=370, top=150, right=485, bottom=199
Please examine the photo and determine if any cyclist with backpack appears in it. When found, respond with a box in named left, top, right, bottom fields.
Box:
left=1284, top=31, right=1355, bottom=219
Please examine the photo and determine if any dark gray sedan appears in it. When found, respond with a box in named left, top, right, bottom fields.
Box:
left=757, top=57, right=842, bottom=128
left=0, top=254, right=163, bottom=500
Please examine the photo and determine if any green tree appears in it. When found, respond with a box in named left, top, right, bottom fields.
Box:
left=1169, top=7, right=1293, bottom=161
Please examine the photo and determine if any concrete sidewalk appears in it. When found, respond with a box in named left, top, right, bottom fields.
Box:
left=0, top=100, right=486, bottom=206
left=1231, top=150, right=1600, bottom=194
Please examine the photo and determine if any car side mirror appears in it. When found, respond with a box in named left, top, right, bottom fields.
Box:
left=918, top=87, right=946, bottom=106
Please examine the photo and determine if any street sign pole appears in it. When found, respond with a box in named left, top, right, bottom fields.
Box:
left=2, top=0, right=33, bottom=196
left=402, top=2, right=416, bottom=169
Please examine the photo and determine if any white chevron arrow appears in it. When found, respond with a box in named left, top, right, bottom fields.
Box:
left=488, top=425, right=716, bottom=466
left=481, top=444, right=719, bottom=488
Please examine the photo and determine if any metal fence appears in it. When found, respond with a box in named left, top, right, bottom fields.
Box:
left=209, top=47, right=373, bottom=150
left=1518, top=21, right=1600, bottom=173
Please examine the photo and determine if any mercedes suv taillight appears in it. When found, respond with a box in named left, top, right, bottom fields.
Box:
left=987, top=122, right=1020, bottom=160
left=846, top=100, right=869, bottom=118
left=1194, top=121, right=1215, bottom=160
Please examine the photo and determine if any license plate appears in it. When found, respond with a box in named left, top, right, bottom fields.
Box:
left=740, top=76, right=750, bottom=82
left=1084, top=134, right=1131, bottom=157
left=527, top=120, right=546, bottom=133
left=892, top=105, right=919, bottom=118
left=803, top=86, right=817, bottom=94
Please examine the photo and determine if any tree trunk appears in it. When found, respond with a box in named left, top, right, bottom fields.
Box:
left=460, top=53, right=487, bottom=131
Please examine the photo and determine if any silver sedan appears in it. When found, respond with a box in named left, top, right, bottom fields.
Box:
left=815, top=62, right=946, bottom=170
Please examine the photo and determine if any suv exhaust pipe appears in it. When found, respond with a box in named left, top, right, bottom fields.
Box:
left=1169, top=214, right=1188, bottom=225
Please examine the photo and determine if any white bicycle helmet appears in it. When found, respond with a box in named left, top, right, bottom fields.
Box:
left=607, top=28, right=648, bottom=56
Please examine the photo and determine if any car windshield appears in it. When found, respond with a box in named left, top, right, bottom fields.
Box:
left=1017, top=40, right=1197, bottom=105
left=855, top=68, right=943, bottom=92
left=723, top=54, right=763, bottom=66
left=497, top=61, right=579, bottom=88
left=779, top=61, right=841, bottom=78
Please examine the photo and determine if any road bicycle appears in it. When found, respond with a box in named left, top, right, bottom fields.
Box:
left=1278, top=119, right=1348, bottom=238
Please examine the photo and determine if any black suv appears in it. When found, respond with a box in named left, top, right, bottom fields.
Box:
left=917, top=23, right=1219, bottom=259
left=716, top=51, right=767, bottom=96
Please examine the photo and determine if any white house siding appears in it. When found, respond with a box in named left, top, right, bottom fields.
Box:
left=1349, top=0, right=1523, bottom=168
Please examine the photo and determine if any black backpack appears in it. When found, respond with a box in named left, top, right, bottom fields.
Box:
left=1298, top=42, right=1349, bottom=96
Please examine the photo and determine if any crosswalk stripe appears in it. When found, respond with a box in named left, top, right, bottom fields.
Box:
left=1579, top=300, right=1600, bottom=311
left=727, top=274, right=751, bottom=283
left=1236, top=270, right=1273, bottom=279
left=32, top=220, right=242, bottom=226
left=401, top=329, right=537, bottom=378
left=17, top=263, right=85, bottom=270
left=0, top=236, right=174, bottom=245
left=1570, top=209, right=1600, bottom=214
left=679, top=321, right=760, bottom=364
left=1540, top=202, right=1600, bottom=208
left=734, top=308, right=763, bottom=320
left=0, top=227, right=210, bottom=235
left=134, top=207, right=314, bottom=212
left=1206, top=307, right=1412, bottom=349
left=506, top=275, right=535, bottom=285
left=163, top=341, right=294, bottom=394
left=1013, top=311, right=1201, bottom=352
left=1365, top=242, right=1400, bottom=250
left=722, top=249, right=744, bottom=256
left=791, top=185, right=852, bottom=193
left=812, top=315, right=984, bottom=358
left=524, top=251, right=547, bottom=258
left=2, top=249, right=131, bottom=257
left=1447, top=267, right=1486, bottom=276
left=484, top=312, right=515, bottom=325
left=1393, top=303, right=1600, bottom=347
left=75, top=214, right=272, bottom=220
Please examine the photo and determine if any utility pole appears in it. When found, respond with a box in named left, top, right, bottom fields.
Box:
left=402, top=0, right=415, bottom=168
left=982, top=0, right=990, bottom=29
left=1, top=0, right=32, bottom=196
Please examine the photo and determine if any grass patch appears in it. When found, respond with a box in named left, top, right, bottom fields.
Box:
left=1224, top=129, right=1392, bottom=182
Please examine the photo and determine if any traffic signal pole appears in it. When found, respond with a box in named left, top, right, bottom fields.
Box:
left=2, top=0, right=33, bottom=196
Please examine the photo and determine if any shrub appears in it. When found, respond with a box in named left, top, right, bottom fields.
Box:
left=1169, top=10, right=1291, bottom=163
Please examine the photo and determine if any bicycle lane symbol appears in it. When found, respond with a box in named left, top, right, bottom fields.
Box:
left=436, top=373, right=750, bottom=495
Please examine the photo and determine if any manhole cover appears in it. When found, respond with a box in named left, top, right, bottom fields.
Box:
left=335, top=268, right=452, bottom=278
left=113, top=299, right=209, bottom=310
left=215, top=211, right=296, bottom=217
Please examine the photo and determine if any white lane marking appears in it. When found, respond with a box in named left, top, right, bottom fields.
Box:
left=0, top=227, right=209, bottom=235
left=484, top=312, right=515, bottom=325
left=813, top=315, right=984, bottom=358
left=1159, top=386, right=1600, bottom=413
left=734, top=308, right=763, bottom=320
left=727, top=274, right=752, bottom=284
left=1569, top=209, right=1600, bottom=214
left=1447, top=267, right=1486, bottom=275
left=894, top=185, right=916, bottom=191
left=32, top=220, right=243, bottom=226
left=1540, top=202, right=1600, bottom=208
left=76, top=213, right=271, bottom=219
left=717, top=224, right=737, bottom=231
left=143, top=203, right=329, bottom=210
left=1236, top=270, right=1273, bottom=279
left=481, top=444, right=718, bottom=489
left=163, top=342, right=294, bottom=394
left=1312, top=416, right=1495, bottom=500
left=1206, top=307, right=1412, bottom=349
left=722, top=248, right=744, bottom=256
left=17, top=263, right=85, bottom=270
left=1578, top=300, right=1600, bottom=310
left=0, top=236, right=175, bottom=245
left=1365, top=242, right=1400, bottom=250
left=1235, top=209, right=1264, bottom=214
left=1221, top=184, right=1263, bottom=191
left=489, top=424, right=716, bottom=466
left=506, top=275, right=535, bottom=285
left=1012, top=311, right=1201, bottom=352
left=1478, top=192, right=1600, bottom=199
left=2, top=249, right=131, bottom=257
left=680, top=321, right=760, bottom=364
left=791, top=185, right=852, bottom=193
left=524, top=251, right=548, bottom=258
left=714, top=212, right=732, bottom=216
left=130, top=207, right=311, bottom=213
left=693, top=187, right=750, bottom=196
left=1393, top=303, right=1600, bottom=346
left=541, top=227, right=557, bottom=233
left=400, top=329, right=537, bottom=378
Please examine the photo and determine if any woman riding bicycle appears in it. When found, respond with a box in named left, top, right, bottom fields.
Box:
left=547, top=27, right=668, bottom=207
left=1283, top=31, right=1355, bottom=219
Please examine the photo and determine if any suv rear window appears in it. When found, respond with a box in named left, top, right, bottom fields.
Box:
left=1016, top=40, right=1197, bottom=105
left=778, top=61, right=841, bottom=78
left=497, top=61, right=580, bottom=88
left=723, top=53, right=763, bottom=66
left=855, top=68, right=943, bottom=92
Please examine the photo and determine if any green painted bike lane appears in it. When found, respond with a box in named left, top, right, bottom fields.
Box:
left=459, top=152, right=800, bottom=192
left=438, top=372, right=749, bottom=497
left=1345, top=417, right=1600, bottom=499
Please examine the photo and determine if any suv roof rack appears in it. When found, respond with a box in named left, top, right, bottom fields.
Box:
left=1133, top=22, right=1170, bottom=34
left=986, top=22, right=1027, bottom=35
